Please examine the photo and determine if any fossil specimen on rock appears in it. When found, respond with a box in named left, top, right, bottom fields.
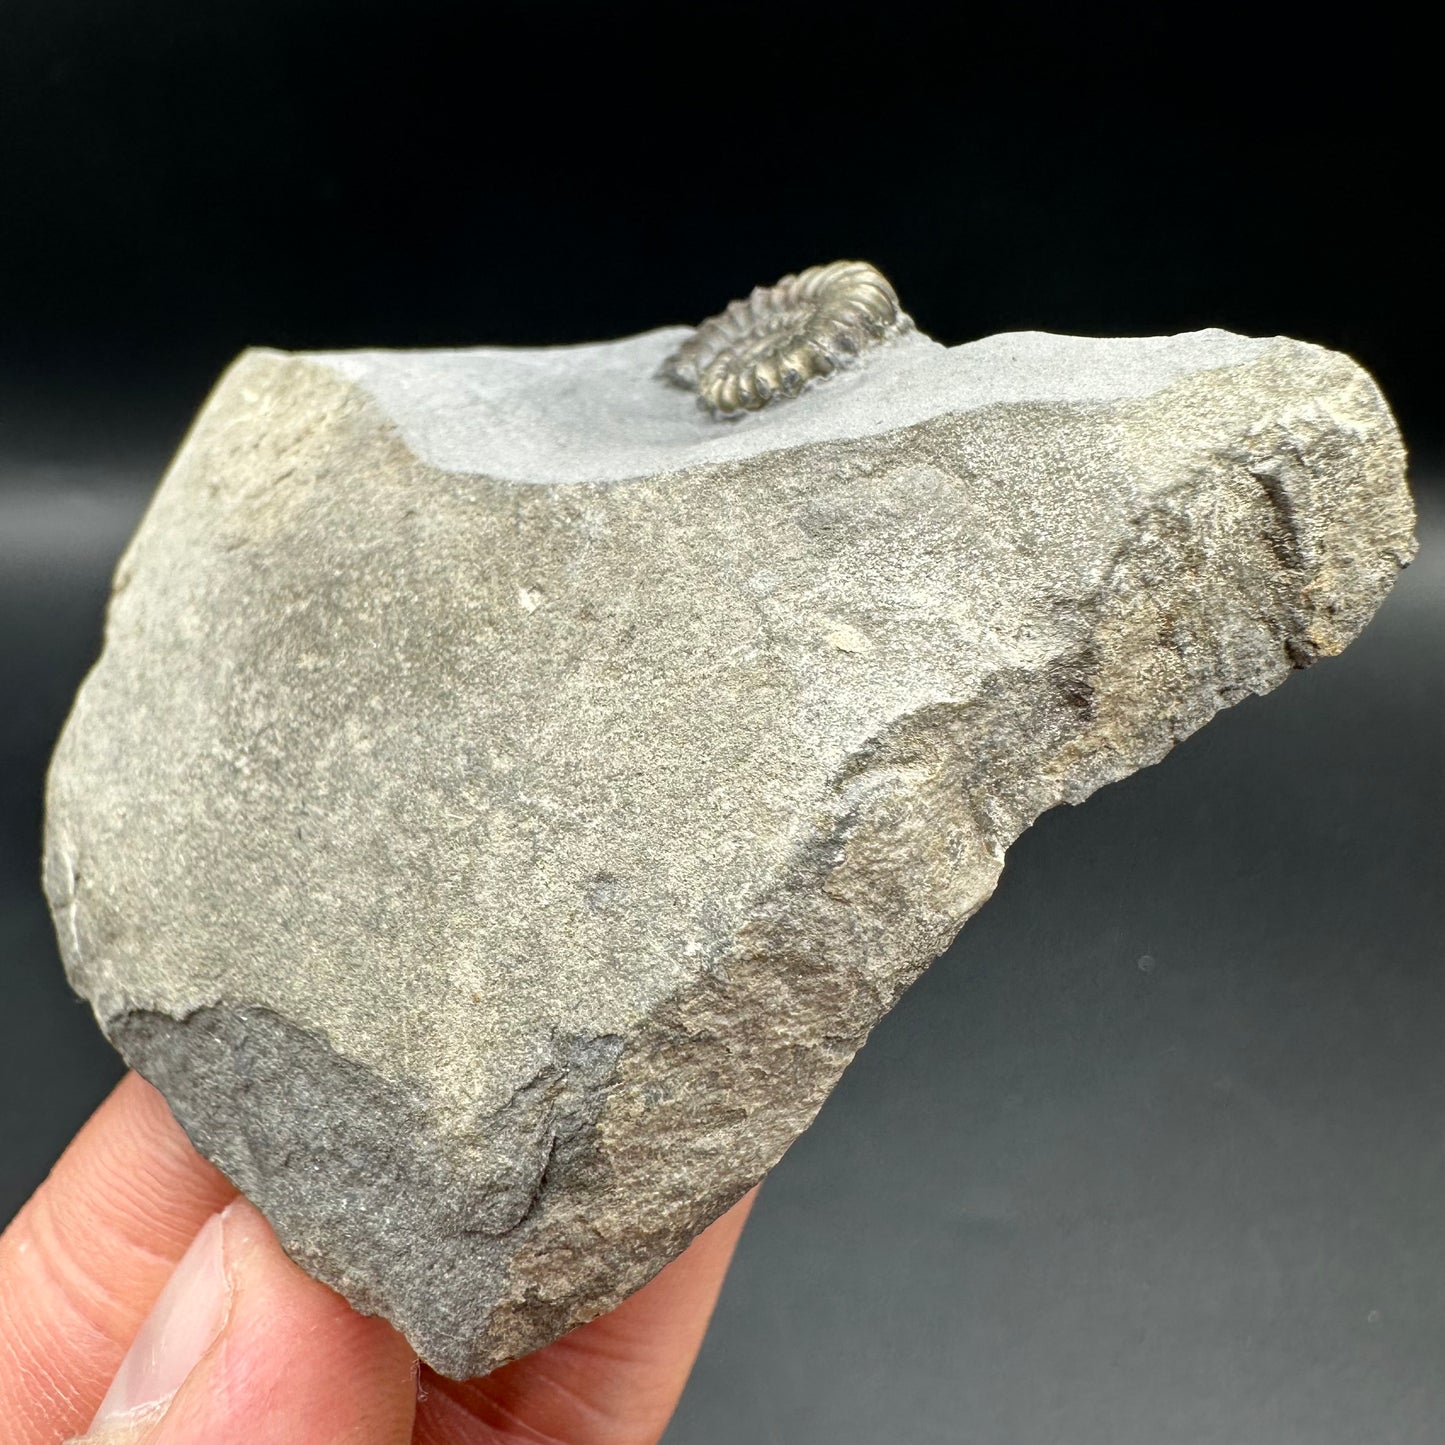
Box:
left=45, top=265, right=1414, bottom=1377
left=662, top=259, right=911, bottom=414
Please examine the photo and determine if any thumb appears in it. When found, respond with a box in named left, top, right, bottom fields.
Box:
left=70, top=1200, right=417, bottom=1445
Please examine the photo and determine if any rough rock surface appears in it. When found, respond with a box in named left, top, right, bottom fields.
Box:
left=44, top=324, right=1414, bottom=1376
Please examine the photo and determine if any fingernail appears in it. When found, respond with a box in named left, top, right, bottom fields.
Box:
left=89, top=1208, right=233, bottom=1428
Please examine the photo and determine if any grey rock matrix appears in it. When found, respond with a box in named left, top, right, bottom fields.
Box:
left=44, top=316, right=1413, bottom=1376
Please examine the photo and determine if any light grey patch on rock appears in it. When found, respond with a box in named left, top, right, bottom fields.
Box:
left=315, top=327, right=1274, bottom=486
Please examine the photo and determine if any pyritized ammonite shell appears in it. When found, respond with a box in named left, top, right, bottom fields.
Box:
left=662, top=260, right=912, bottom=417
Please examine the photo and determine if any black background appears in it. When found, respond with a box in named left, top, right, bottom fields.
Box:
left=1, top=3, right=1439, bottom=1442
left=0, top=0, right=1434, bottom=455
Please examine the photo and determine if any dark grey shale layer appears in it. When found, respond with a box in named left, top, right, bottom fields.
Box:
left=44, top=328, right=1415, bottom=1376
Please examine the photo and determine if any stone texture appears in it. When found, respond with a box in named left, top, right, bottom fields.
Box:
left=44, top=324, right=1414, bottom=1377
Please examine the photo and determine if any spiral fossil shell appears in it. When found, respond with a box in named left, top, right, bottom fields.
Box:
left=662, top=260, right=912, bottom=417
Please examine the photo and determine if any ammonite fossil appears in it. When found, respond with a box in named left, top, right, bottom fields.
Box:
left=662, top=260, right=912, bottom=417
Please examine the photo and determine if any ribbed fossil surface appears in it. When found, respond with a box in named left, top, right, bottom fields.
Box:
left=662, top=260, right=911, bottom=415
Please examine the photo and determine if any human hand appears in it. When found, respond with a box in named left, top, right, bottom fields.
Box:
left=0, top=1073, right=754, bottom=1443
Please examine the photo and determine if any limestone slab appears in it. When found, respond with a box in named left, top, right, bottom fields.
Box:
left=44, top=319, right=1414, bottom=1376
